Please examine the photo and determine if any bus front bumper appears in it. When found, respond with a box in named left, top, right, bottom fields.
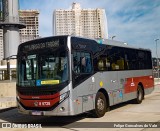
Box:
left=17, top=98, right=75, bottom=116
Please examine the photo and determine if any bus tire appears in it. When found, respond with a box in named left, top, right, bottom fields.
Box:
left=134, top=85, right=143, bottom=104
left=92, top=92, right=106, bottom=118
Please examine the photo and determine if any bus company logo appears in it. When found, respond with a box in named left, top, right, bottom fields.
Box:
left=2, top=123, right=11, bottom=128
left=34, top=101, right=38, bottom=107
left=32, top=96, right=40, bottom=99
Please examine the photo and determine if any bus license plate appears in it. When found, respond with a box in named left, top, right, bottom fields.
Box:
left=31, top=111, right=42, bottom=116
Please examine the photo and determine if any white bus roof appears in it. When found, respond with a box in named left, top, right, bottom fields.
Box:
left=95, top=38, right=151, bottom=51
left=19, top=35, right=151, bottom=52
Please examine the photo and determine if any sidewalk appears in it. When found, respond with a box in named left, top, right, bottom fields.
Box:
left=154, top=78, right=160, bottom=85
left=0, top=79, right=160, bottom=112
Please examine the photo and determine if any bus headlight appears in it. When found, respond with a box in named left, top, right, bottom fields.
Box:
left=60, top=91, right=70, bottom=103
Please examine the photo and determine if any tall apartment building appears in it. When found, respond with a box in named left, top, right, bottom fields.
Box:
left=19, top=10, right=39, bottom=43
left=0, top=31, right=3, bottom=60
left=0, top=10, right=39, bottom=60
left=53, top=3, right=108, bottom=39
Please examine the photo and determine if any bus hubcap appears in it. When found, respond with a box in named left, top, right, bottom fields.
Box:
left=97, top=98, right=104, bottom=111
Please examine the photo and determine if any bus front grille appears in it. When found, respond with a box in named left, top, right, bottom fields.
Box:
left=19, top=91, right=57, bottom=96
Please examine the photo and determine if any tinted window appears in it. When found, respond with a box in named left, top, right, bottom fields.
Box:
left=18, top=48, right=69, bottom=87
left=73, top=52, right=92, bottom=74
left=94, top=46, right=125, bottom=71
left=124, top=48, right=139, bottom=70
left=94, top=45, right=152, bottom=71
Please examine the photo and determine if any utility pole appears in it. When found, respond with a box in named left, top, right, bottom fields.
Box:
left=111, top=36, right=116, bottom=40
left=0, top=0, right=25, bottom=80
left=155, top=39, right=159, bottom=80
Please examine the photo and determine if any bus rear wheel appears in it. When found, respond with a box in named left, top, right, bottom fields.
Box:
left=92, top=92, right=107, bottom=118
left=134, top=85, right=143, bottom=104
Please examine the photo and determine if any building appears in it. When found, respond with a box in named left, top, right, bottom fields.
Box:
left=0, top=30, right=3, bottom=60
left=53, top=3, right=108, bottom=39
left=19, top=10, right=39, bottom=43
left=0, top=10, right=39, bottom=60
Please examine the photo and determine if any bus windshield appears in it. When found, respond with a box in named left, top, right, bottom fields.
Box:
left=17, top=49, right=69, bottom=87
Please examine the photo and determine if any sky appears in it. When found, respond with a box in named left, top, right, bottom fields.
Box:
left=19, top=0, right=160, bottom=57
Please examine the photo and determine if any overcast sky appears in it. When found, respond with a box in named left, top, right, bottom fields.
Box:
left=19, top=0, right=160, bottom=57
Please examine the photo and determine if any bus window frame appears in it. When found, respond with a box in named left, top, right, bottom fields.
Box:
left=72, top=50, right=94, bottom=88
left=72, top=50, right=94, bottom=75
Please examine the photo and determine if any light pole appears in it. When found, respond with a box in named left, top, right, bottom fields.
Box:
left=111, top=36, right=116, bottom=40
left=155, top=39, right=159, bottom=79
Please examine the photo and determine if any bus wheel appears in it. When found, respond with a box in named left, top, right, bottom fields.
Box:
left=134, top=85, right=143, bottom=104
left=93, top=92, right=106, bottom=118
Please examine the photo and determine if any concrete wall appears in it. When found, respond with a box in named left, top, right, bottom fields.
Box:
left=1, top=59, right=17, bottom=65
left=0, top=80, right=16, bottom=109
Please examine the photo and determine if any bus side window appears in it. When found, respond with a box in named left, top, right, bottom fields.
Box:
left=98, top=59, right=104, bottom=71
left=117, top=58, right=124, bottom=70
left=96, top=57, right=111, bottom=71
left=105, top=58, right=110, bottom=68
left=73, top=53, right=80, bottom=73
left=80, top=55, right=92, bottom=73
left=111, top=63, right=119, bottom=70
left=73, top=52, right=92, bottom=74
left=81, top=56, right=86, bottom=72
left=86, top=57, right=92, bottom=72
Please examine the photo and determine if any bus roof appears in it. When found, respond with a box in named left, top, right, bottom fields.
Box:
left=19, top=35, right=151, bottom=52
left=95, top=38, right=151, bottom=52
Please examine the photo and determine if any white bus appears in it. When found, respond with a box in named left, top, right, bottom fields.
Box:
left=16, top=36, right=154, bottom=117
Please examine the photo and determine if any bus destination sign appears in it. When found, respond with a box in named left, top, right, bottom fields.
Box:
left=23, top=40, right=60, bottom=52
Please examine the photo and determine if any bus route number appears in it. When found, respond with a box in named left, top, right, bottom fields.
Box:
left=39, top=102, right=50, bottom=106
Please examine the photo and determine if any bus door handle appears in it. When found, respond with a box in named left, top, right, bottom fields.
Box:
left=111, top=80, right=116, bottom=83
